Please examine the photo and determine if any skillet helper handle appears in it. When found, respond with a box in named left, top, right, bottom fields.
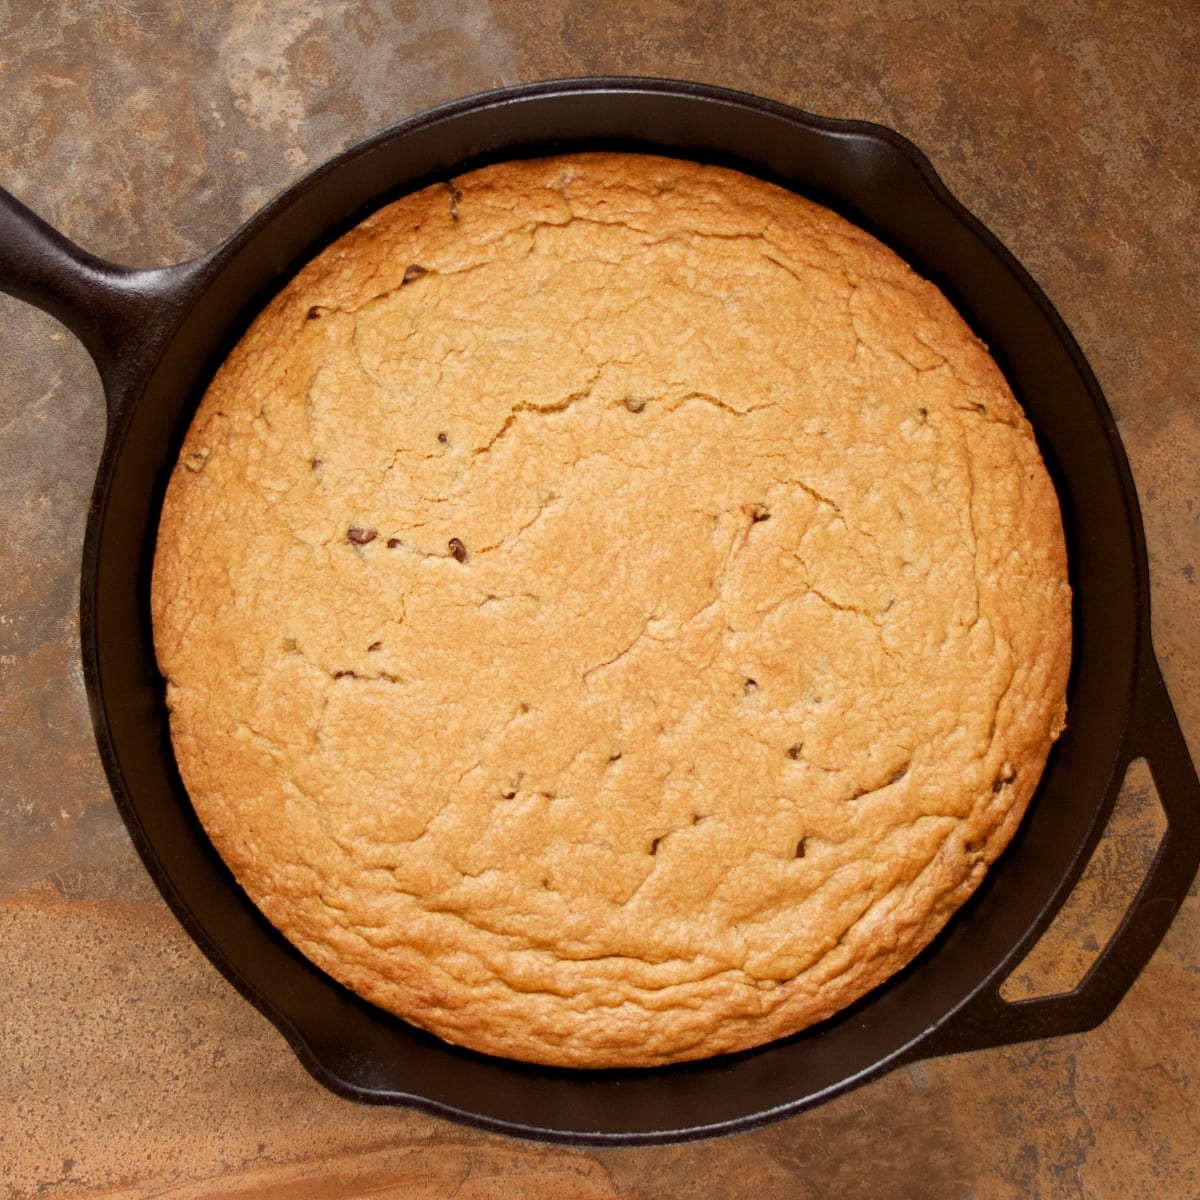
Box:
left=0, top=185, right=196, bottom=414
left=922, top=652, right=1200, bottom=1056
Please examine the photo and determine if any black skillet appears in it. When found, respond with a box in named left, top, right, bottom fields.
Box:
left=2, top=78, right=1198, bottom=1144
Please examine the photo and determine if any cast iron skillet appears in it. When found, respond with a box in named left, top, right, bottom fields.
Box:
left=2, top=78, right=1198, bottom=1144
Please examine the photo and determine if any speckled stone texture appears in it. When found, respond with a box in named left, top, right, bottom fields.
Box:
left=0, top=2, right=1196, bottom=1198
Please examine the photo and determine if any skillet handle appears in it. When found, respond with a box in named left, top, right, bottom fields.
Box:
left=0, top=185, right=201, bottom=417
left=919, top=652, right=1200, bottom=1056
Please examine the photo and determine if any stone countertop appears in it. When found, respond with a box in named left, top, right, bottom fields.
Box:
left=1, top=3, right=1196, bottom=1197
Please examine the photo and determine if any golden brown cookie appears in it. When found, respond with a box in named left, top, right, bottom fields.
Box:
left=151, top=153, right=1070, bottom=1066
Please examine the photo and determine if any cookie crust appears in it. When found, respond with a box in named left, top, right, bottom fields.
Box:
left=151, top=153, right=1070, bottom=1067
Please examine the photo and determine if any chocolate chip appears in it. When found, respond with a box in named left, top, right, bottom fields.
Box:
left=649, top=836, right=662, bottom=856
left=992, top=767, right=1018, bottom=794
left=402, top=264, right=428, bottom=284
left=306, top=305, right=328, bottom=321
left=749, top=504, right=771, bottom=523
left=448, top=537, right=467, bottom=562
left=918, top=406, right=928, bottom=421
left=795, top=837, right=808, bottom=859
left=348, top=527, right=377, bottom=545
left=386, top=537, right=402, bottom=549
left=787, top=742, right=804, bottom=760
left=743, top=678, right=758, bottom=695
left=988, top=768, right=1017, bottom=796
left=367, top=641, right=382, bottom=652
left=624, top=396, right=647, bottom=413
left=437, top=431, right=448, bottom=444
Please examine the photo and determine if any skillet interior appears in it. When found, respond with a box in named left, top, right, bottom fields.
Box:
left=81, top=79, right=1150, bottom=1142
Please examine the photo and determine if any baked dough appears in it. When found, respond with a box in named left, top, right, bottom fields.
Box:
left=151, top=153, right=1070, bottom=1066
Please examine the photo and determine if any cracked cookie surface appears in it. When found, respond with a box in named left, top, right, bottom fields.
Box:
left=151, top=153, right=1071, bottom=1067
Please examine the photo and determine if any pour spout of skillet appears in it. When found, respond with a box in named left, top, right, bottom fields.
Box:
left=0, top=184, right=204, bottom=422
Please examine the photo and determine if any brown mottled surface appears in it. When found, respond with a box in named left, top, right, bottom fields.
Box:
left=0, top=1, right=1196, bottom=1197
